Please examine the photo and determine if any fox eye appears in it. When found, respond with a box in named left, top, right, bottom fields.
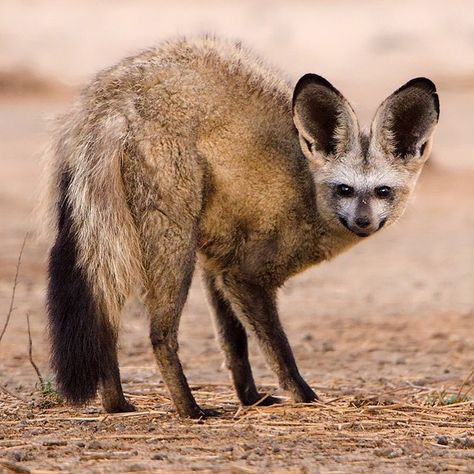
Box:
left=336, top=184, right=355, bottom=197
left=375, top=186, right=392, bottom=199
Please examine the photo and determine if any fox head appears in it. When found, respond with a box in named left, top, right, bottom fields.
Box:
left=292, top=74, right=439, bottom=238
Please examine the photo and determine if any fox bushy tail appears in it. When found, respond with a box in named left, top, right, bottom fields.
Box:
left=46, top=109, right=143, bottom=404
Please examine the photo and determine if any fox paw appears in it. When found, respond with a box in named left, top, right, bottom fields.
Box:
left=104, top=399, right=136, bottom=413
left=244, top=393, right=282, bottom=407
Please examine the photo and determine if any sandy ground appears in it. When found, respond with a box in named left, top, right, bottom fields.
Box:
left=0, top=1, right=473, bottom=473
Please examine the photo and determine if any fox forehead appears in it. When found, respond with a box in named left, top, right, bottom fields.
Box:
left=320, top=156, right=408, bottom=189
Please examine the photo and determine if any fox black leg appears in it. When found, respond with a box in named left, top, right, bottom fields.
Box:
left=203, top=272, right=281, bottom=406
left=222, top=276, right=318, bottom=404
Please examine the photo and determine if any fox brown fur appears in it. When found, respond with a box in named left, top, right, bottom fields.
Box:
left=43, top=36, right=439, bottom=417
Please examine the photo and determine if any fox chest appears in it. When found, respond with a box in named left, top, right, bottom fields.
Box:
left=197, top=222, right=318, bottom=286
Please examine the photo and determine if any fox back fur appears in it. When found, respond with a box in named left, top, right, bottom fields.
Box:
left=43, top=36, right=439, bottom=417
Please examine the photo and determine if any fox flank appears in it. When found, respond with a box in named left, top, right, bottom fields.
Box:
left=42, top=36, right=439, bottom=417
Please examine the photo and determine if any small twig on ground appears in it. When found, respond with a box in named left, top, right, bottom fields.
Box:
left=233, top=393, right=273, bottom=419
left=27, top=312, right=44, bottom=388
left=456, top=366, right=474, bottom=400
left=0, top=384, right=27, bottom=403
left=0, top=235, right=29, bottom=404
left=0, top=234, right=28, bottom=345
left=0, top=459, right=31, bottom=473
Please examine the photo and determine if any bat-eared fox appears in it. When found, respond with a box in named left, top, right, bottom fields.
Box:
left=42, top=36, right=439, bottom=418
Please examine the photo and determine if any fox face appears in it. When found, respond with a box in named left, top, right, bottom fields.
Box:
left=293, top=75, right=439, bottom=238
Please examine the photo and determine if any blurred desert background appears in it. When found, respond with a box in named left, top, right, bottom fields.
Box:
left=0, top=1, right=473, bottom=473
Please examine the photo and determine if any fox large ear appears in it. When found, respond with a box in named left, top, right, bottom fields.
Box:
left=292, top=74, right=359, bottom=162
left=370, top=78, right=439, bottom=161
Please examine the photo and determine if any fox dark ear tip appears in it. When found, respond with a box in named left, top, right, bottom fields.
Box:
left=401, top=77, right=437, bottom=93
left=296, top=73, right=335, bottom=89
left=293, top=73, right=340, bottom=108
left=397, top=77, right=440, bottom=119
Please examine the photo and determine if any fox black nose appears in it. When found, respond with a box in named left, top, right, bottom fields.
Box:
left=355, top=217, right=370, bottom=228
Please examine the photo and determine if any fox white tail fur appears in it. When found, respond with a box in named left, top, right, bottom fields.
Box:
left=43, top=36, right=439, bottom=417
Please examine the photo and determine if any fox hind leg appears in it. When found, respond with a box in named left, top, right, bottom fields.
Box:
left=125, top=142, right=212, bottom=418
left=141, top=217, right=211, bottom=418
left=100, top=349, right=136, bottom=413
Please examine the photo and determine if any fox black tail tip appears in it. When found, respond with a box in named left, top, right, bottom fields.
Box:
left=47, top=172, right=117, bottom=404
